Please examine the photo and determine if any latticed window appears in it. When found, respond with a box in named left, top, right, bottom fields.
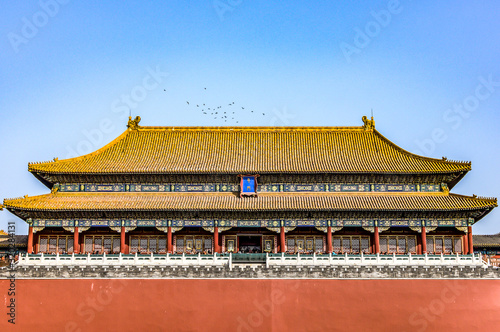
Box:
left=131, top=238, right=139, bottom=253
left=103, top=237, right=112, bottom=254
left=39, top=238, right=47, bottom=253
left=333, top=236, right=371, bottom=254
left=149, top=239, right=157, bottom=253
left=287, top=238, right=295, bottom=253
left=66, top=238, right=73, bottom=253
left=435, top=238, right=443, bottom=254
left=158, top=239, right=167, bottom=254
left=444, top=238, right=453, bottom=253
left=113, top=238, right=121, bottom=253
left=286, top=236, right=325, bottom=253
left=426, top=238, right=434, bottom=253
left=397, top=238, right=406, bottom=254
left=407, top=237, right=416, bottom=253
left=351, top=238, right=360, bottom=253
left=388, top=237, right=397, bottom=253
left=83, top=235, right=120, bottom=254
left=49, top=238, right=57, bottom=253
left=333, top=238, right=341, bottom=252
left=426, top=236, right=463, bottom=254
left=176, top=238, right=184, bottom=253
left=57, top=238, right=66, bottom=253
left=315, top=238, right=323, bottom=252
left=204, top=238, right=212, bottom=252
left=94, top=238, right=102, bottom=252
left=361, top=238, right=370, bottom=253
left=139, top=239, right=148, bottom=253
left=379, top=238, right=388, bottom=253
left=342, top=238, right=350, bottom=253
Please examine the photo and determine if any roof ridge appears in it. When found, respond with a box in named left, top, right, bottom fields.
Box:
left=135, top=125, right=367, bottom=131
left=372, top=129, right=471, bottom=166
left=28, top=129, right=130, bottom=171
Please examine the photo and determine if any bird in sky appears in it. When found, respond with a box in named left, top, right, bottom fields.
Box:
left=163, top=89, right=166, bottom=91
left=242, top=107, right=244, bottom=109
left=197, top=105, right=199, bottom=107
left=204, top=87, right=206, bottom=90
left=186, top=101, right=189, bottom=105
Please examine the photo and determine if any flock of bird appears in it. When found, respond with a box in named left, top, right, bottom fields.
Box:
left=166, top=87, right=266, bottom=124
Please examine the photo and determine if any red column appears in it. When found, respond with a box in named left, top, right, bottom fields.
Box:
left=463, top=234, right=469, bottom=254
left=167, top=226, right=173, bottom=254
left=416, top=232, right=422, bottom=255
left=280, top=227, right=286, bottom=253
left=374, top=227, right=380, bottom=254
left=468, top=226, right=473, bottom=254
left=73, top=227, right=79, bottom=254
left=120, top=227, right=126, bottom=254
left=421, top=227, right=427, bottom=253
left=214, top=226, right=220, bottom=253
left=327, top=226, right=332, bottom=253
left=27, top=226, right=33, bottom=254
left=34, top=235, right=39, bottom=254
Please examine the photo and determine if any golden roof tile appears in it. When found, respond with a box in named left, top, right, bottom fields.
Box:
left=3, top=192, right=496, bottom=212
left=28, top=122, right=471, bottom=175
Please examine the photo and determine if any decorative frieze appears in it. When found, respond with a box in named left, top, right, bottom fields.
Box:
left=58, top=182, right=444, bottom=193
left=30, top=218, right=471, bottom=229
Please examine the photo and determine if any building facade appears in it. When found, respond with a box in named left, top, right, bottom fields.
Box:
left=2, top=116, right=497, bottom=256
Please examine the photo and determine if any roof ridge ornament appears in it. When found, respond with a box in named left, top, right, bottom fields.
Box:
left=362, top=115, right=375, bottom=130
left=127, top=116, right=141, bottom=130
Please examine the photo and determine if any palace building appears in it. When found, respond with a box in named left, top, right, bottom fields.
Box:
left=2, top=116, right=497, bottom=256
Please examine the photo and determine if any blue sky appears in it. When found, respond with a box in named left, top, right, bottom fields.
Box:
left=1, top=1, right=499, bottom=234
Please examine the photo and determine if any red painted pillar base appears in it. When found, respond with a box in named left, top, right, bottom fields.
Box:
left=468, top=226, right=473, bottom=254
left=73, top=227, right=79, bottom=254
left=374, top=226, right=380, bottom=254
left=120, top=227, right=126, bottom=254
left=27, top=226, right=33, bottom=254
left=280, top=227, right=286, bottom=253
left=167, top=226, right=173, bottom=254
left=421, top=227, right=427, bottom=254
left=214, top=227, right=220, bottom=253
left=327, top=226, right=332, bottom=254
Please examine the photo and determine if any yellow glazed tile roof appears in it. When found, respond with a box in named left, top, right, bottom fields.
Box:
left=4, top=192, right=496, bottom=212
left=28, top=123, right=471, bottom=175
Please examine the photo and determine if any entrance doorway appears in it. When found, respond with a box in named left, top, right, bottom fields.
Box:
left=238, top=236, right=261, bottom=253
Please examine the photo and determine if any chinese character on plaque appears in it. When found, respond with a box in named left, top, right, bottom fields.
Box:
left=239, top=175, right=259, bottom=197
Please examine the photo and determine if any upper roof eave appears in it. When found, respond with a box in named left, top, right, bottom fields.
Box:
left=27, top=122, right=472, bottom=179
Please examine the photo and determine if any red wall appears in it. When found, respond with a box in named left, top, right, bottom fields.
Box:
left=2, top=279, right=500, bottom=331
